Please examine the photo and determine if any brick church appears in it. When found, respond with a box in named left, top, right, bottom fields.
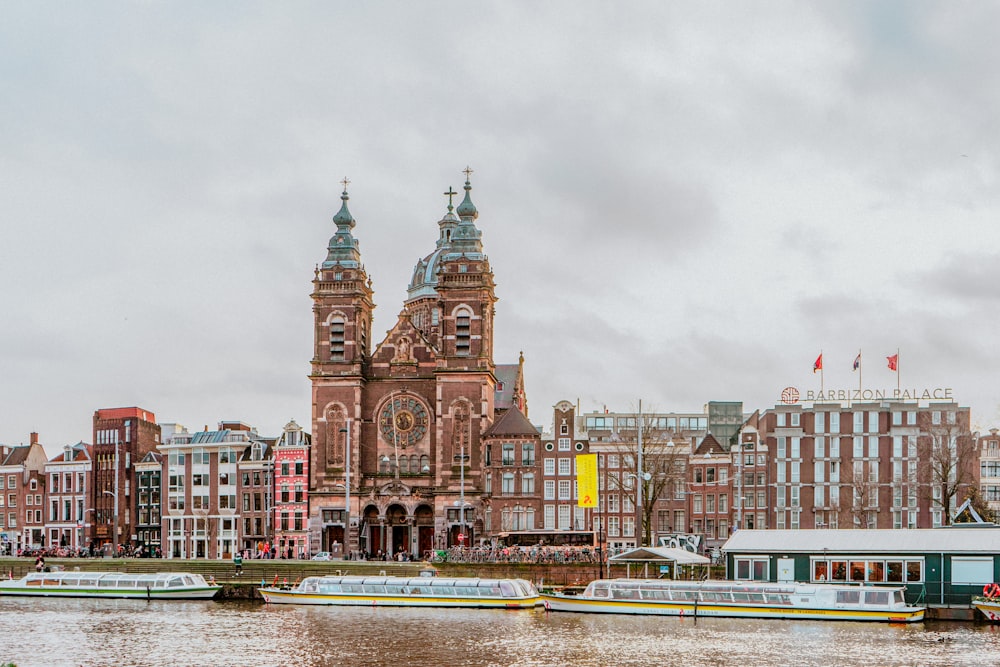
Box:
left=308, top=170, right=531, bottom=558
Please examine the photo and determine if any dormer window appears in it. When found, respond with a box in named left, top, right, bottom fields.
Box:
left=335, top=272, right=343, bottom=281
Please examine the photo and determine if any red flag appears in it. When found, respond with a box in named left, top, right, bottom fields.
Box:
left=813, top=353, right=823, bottom=373
left=887, top=354, right=898, bottom=371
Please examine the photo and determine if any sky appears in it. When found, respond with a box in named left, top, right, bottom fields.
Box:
left=2, top=2, right=999, bottom=456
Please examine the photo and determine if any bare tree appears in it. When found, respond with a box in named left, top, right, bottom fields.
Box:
left=840, top=459, right=880, bottom=529
left=919, top=416, right=977, bottom=525
left=605, top=417, right=689, bottom=546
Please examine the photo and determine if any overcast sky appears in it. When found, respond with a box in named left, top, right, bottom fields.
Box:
left=3, top=3, right=999, bottom=455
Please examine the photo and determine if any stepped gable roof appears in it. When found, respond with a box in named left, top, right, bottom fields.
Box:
left=693, top=433, right=726, bottom=456
left=484, top=406, right=539, bottom=438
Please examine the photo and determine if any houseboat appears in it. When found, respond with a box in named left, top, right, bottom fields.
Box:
left=0, top=571, right=220, bottom=600
left=972, top=589, right=1000, bottom=622
left=540, top=579, right=924, bottom=622
left=259, top=575, right=540, bottom=608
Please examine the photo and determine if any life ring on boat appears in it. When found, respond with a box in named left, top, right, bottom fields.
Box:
left=983, top=583, right=1000, bottom=599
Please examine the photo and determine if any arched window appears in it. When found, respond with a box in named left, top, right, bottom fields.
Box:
left=400, top=456, right=410, bottom=474
left=455, top=308, right=471, bottom=356
left=410, top=455, right=419, bottom=472
left=420, top=455, right=430, bottom=473
left=329, top=316, right=346, bottom=360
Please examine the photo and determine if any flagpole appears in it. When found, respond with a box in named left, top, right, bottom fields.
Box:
left=896, top=348, right=900, bottom=395
left=858, top=348, right=862, bottom=393
left=820, top=349, right=824, bottom=394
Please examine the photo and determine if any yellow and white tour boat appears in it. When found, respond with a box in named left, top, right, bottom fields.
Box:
left=540, top=578, right=924, bottom=623
left=260, top=575, right=540, bottom=608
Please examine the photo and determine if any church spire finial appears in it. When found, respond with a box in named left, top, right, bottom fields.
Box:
left=456, top=166, right=478, bottom=220
left=444, top=186, right=457, bottom=213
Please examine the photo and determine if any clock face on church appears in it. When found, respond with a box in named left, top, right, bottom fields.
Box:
left=379, top=396, right=429, bottom=448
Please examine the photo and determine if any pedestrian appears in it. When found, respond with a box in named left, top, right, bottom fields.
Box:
left=233, top=551, right=243, bottom=576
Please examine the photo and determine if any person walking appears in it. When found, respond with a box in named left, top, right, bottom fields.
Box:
left=233, top=552, right=243, bottom=576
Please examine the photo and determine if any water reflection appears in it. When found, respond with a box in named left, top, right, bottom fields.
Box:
left=2, top=598, right=1000, bottom=667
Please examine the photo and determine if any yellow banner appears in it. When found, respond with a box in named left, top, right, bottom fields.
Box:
left=576, top=454, right=598, bottom=508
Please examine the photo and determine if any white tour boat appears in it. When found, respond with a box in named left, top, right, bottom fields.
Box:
left=260, top=575, right=540, bottom=608
left=0, top=571, right=221, bottom=600
left=540, top=579, right=924, bottom=623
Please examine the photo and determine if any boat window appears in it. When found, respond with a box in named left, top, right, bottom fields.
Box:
left=499, top=582, right=516, bottom=597
left=590, top=583, right=609, bottom=598
left=642, top=589, right=668, bottom=600
left=865, top=590, right=889, bottom=607
left=732, top=592, right=751, bottom=602
left=408, top=586, right=423, bottom=595
left=836, top=590, right=861, bottom=605
left=670, top=590, right=694, bottom=601
left=319, top=584, right=342, bottom=594
left=748, top=593, right=766, bottom=603
left=100, top=579, right=118, bottom=588
left=893, top=590, right=904, bottom=605
left=384, top=585, right=405, bottom=595
left=363, top=585, right=385, bottom=594
left=343, top=584, right=363, bottom=593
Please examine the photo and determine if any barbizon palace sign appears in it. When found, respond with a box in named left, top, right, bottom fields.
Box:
left=780, top=386, right=954, bottom=405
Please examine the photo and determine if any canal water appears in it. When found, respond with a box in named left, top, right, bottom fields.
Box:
left=2, top=598, right=1000, bottom=667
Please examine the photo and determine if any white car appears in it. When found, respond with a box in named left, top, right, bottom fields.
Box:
left=311, top=552, right=332, bottom=561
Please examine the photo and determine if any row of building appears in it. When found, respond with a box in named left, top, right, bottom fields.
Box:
left=2, top=395, right=993, bottom=560
left=3, top=173, right=995, bottom=559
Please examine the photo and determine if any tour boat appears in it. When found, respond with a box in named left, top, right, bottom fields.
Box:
left=972, top=596, right=1000, bottom=621
left=259, top=575, right=540, bottom=608
left=540, top=579, right=924, bottom=623
left=0, top=571, right=221, bottom=600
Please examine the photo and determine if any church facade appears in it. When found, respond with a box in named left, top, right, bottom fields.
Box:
left=308, top=171, right=527, bottom=558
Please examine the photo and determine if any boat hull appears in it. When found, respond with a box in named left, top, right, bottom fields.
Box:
left=540, top=594, right=924, bottom=623
left=259, top=588, right=538, bottom=608
left=973, top=598, right=1000, bottom=622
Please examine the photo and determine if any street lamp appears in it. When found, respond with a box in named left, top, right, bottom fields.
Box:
left=339, top=419, right=352, bottom=556
left=102, top=490, right=118, bottom=556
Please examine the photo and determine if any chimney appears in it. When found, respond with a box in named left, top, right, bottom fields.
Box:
left=30, top=432, right=39, bottom=445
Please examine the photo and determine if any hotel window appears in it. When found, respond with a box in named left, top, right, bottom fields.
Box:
left=829, top=412, right=840, bottom=432
left=776, top=437, right=786, bottom=458
left=719, top=494, right=728, bottom=513
left=757, top=490, right=766, bottom=508
left=814, top=461, right=824, bottom=483
left=558, top=480, right=571, bottom=500
left=608, top=494, right=619, bottom=512
left=814, top=437, right=825, bottom=458
left=544, top=480, right=555, bottom=500
left=892, top=411, right=902, bottom=426
left=830, top=438, right=840, bottom=457
left=791, top=461, right=800, bottom=483
left=815, top=485, right=825, bottom=507
left=815, top=412, right=825, bottom=433
left=693, top=494, right=703, bottom=513
left=455, top=308, right=472, bottom=355
left=932, top=411, right=941, bottom=425
left=868, top=436, right=879, bottom=458
left=791, top=437, right=800, bottom=458
left=718, top=467, right=728, bottom=484
left=607, top=516, right=620, bottom=537
left=791, top=412, right=800, bottom=427
left=776, top=413, right=786, bottom=427
left=853, top=412, right=864, bottom=433
left=706, top=495, right=716, bottom=513
left=853, top=436, right=864, bottom=457
left=623, top=516, right=635, bottom=537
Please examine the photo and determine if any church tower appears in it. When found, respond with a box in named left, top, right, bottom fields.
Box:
left=310, top=181, right=372, bottom=537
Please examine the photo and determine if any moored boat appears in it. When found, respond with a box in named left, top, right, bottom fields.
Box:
left=259, top=575, right=540, bottom=608
left=0, top=571, right=220, bottom=600
left=540, top=578, right=924, bottom=623
left=972, top=596, right=1000, bottom=621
